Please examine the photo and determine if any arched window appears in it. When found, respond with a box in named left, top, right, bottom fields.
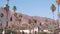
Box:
left=10, top=16, right=12, bottom=21
left=40, top=23, right=42, bottom=26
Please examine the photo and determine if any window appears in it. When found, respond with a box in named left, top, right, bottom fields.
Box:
left=40, top=23, right=42, bottom=26
left=10, top=16, right=12, bottom=21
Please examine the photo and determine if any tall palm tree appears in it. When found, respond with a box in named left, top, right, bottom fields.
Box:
left=50, top=4, right=56, bottom=34
left=28, top=18, right=37, bottom=34
left=13, top=6, right=17, bottom=20
left=3, top=0, right=10, bottom=34
left=31, top=18, right=37, bottom=34
left=51, top=4, right=56, bottom=19
left=4, top=4, right=9, bottom=34
left=29, top=19, right=36, bottom=34
left=13, top=6, right=17, bottom=12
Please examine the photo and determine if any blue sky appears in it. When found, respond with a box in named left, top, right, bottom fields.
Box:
left=0, top=0, right=59, bottom=20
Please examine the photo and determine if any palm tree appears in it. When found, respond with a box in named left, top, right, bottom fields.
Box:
left=13, top=6, right=17, bottom=22
left=13, top=6, right=17, bottom=12
left=51, top=4, right=56, bottom=19
left=32, top=19, right=37, bottom=34
left=4, top=0, right=10, bottom=34
left=4, top=1, right=10, bottom=33
left=29, top=18, right=37, bottom=34
left=50, top=4, right=56, bottom=34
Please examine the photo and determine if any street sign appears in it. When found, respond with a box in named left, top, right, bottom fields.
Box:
left=48, top=25, right=54, bottom=29
left=1, top=18, right=8, bottom=23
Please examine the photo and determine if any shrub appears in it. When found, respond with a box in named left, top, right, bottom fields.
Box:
left=12, top=31, right=17, bottom=34
left=5, top=29, right=17, bottom=34
left=39, top=32, right=48, bottom=34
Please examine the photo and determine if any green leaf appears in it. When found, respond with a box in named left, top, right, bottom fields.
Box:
left=51, top=4, right=56, bottom=12
left=13, top=6, right=17, bottom=12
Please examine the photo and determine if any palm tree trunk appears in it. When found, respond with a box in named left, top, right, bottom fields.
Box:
left=33, top=28, right=34, bottom=34
left=5, top=10, right=8, bottom=34
left=53, top=12, right=54, bottom=19
left=6, top=10, right=8, bottom=30
left=29, top=26, right=31, bottom=34
left=38, top=26, right=39, bottom=34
